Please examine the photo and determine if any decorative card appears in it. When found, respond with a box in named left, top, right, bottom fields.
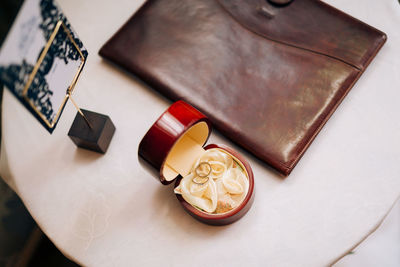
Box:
left=0, top=0, right=88, bottom=133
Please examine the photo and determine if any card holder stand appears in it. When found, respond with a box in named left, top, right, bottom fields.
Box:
left=22, top=20, right=115, bottom=152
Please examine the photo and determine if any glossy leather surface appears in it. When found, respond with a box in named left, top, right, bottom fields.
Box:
left=101, top=0, right=386, bottom=175
left=218, top=0, right=385, bottom=69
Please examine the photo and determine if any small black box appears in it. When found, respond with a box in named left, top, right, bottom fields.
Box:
left=68, top=109, right=115, bottom=153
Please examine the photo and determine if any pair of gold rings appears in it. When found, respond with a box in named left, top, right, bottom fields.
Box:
left=192, top=162, right=212, bottom=185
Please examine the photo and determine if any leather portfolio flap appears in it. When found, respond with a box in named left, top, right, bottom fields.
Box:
left=217, top=0, right=386, bottom=70
left=99, top=0, right=386, bottom=176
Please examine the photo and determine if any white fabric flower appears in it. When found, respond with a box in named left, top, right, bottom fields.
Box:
left=174, top=173, right=218, bottom=213
left=175, top=149, right=249, bottom=214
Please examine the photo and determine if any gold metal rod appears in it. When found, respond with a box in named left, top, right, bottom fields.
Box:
left=68, top=95, right=93, bottom=129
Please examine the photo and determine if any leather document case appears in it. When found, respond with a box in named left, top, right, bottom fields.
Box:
left=99, top=0, right=386, bottom=175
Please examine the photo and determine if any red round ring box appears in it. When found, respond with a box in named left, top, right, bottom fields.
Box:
left=138, top=101, right=255, bottom=225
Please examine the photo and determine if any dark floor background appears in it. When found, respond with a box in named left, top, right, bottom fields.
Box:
left=28, top=234, right=80, bottom=267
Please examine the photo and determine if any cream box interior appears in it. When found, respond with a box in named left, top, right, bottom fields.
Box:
left=162, top=122, right=250, bottom=214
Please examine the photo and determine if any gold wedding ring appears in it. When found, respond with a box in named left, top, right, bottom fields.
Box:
left=192, top=162, right=212, bottom=185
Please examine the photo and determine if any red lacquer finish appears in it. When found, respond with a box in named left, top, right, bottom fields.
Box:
left=138, top=100, right=211, bottom=184
left=138, top=101, right=255, bottom=225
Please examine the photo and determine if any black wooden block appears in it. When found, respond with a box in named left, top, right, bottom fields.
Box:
left=68, top=109, right=115, bottom=153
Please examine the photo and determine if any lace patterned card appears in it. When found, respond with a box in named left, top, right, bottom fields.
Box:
left=0, top=0, right=87, bottom=133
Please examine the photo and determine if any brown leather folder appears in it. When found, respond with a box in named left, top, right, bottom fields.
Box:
left=99, top=0, right=386, bottom=175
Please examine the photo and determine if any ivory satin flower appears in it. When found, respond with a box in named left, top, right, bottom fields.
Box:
left=175, top=149, right=249, bottom=214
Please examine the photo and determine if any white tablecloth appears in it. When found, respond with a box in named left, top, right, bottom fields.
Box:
left=1, top=0, right=400, bottom=266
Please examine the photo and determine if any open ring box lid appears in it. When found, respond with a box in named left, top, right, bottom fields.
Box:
left=138, top=100, right=212, bottom=184
left=138, top=100, right=254, bottom=225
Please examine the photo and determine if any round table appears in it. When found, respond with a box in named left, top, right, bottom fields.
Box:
left=1, top=0, right=400, bottom=266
